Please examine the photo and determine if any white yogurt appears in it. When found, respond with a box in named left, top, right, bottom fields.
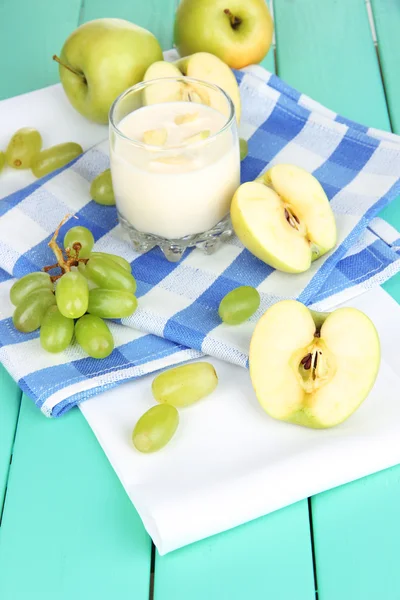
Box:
left=110, top=101, right=240, bottom=239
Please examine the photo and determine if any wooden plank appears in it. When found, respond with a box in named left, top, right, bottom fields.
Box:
left=274, top=0, right=390, bottom=130
left=80, top=0, right=177, bottom=49
left=274, top=1, right=400, bottom=598
left=0, top=396, right=152, bottom=600
left=0, top=0, right=82, bottom=100
left=0, top=366, right=21, bottom=516
left=154, top=501, right=315, bottom=600
left=370, top=0, right=400, bottom=248
left=371, top=0, right=400, bottom=131
left=154, top=17, right=316, bottom=600
left=312, top=468, right=400, bottom=600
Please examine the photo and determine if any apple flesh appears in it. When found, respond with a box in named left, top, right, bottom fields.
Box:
left=249, top=300, right=381, bottom=429
left=143, top=52, right=241, bottom=122
left=174, top=0, right=274, bottom=69
left=231, top=164, right=337, bottom=273
left=56, top=18, right=163, bottom=124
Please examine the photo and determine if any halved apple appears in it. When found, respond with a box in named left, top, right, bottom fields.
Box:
left=249, top=300, right=381, bottom=429
left=231, top=164, right=337, bottom=273
left=143, top=52, right=241, bottom=122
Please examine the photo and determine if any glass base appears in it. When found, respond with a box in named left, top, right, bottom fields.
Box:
left=118, top=212, right=233, bottom=262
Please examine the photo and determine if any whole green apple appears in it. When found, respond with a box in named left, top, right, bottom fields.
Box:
left=55, top=18, right=163, bottom=124
left=174, top=0, right=273, bottom=69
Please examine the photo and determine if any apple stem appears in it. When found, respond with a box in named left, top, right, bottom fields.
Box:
left=224, top=8, right=242, bottom=29
left=52, top=55, right=86, bottom=82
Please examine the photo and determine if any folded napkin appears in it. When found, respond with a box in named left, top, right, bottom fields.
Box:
left=80, top=287, right=400, bottom=555
left=0, top=64, right=399, bottom=417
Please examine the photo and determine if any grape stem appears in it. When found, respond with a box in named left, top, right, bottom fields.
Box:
left=45, top=215, right=88, bottom=282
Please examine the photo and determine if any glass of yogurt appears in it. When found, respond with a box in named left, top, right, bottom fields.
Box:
left=109, top=76, right=240, bottom=261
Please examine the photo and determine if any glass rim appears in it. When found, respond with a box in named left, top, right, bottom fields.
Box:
left=108, top=76, right=236, bottom=150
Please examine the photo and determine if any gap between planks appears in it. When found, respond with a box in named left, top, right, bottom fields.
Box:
left=0, top=392, right=23, bottom=527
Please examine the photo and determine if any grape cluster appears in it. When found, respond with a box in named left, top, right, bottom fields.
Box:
left=133, top=362, right=218, bottom=453
left=10, top=219, right=137, bottom=359
left=0, top=127, right=83, bottom=178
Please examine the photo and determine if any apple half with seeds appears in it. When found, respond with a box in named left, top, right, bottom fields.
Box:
left=231, top=164, right=337, bottom=273
left=143, top=52, right=241, bottom=122
left=249, top=300, right=381, bottom=429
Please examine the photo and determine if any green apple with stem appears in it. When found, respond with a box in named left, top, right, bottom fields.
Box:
left=53, top=18, right=163, bottom=124
left=231, top=164, right=337, bottom=273
left=174, top=0, right=274, bottom=69
left=144, top=52, right=241, bottom=122
left=249, top=300, right=381, bottom=429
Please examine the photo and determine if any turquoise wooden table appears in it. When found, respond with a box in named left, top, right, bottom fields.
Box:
left=1, top=1, right=400, bottom=598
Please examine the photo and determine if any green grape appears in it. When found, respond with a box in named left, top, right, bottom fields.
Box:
left=85, top=255, right=136, bottom=293
left=132, top=404, right=179, bottom=453
left=40, top=305, right=74, bottom=353
left=0, top=151, right=5, bottom=173
left=64, top=226, right=94, bottom=259
left=56, top=271, right=89, bottom=319
left=31, top=142, right=83, bottom=178
left=239, top=138, right=248, bottom=161
left=13, top=289, right=56, bottom=333
left=90, top=169, right=115, bottom=205
left=90, top=252, right=131, bottom=273
left=152, top=362, right=218, bottom=407
left=6, top=127, right=42, bottom=169
left=75, top=314, right=114, bottom=359
left=10, top=271, right=53, bottom=306
left=88, top=289, right=137, bottom=319
left=218, top=286, right=260, bottom=325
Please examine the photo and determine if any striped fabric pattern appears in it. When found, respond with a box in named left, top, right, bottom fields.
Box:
left=0, top=64, right=399, bottom=416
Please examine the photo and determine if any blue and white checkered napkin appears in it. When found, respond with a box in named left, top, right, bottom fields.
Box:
left=0, top=64, right=400, bottom=417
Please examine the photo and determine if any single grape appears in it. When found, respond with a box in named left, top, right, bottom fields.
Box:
left=87, top=289, right=137, bottom=319
left=10, top=271, right=53, bottom=306
left=85, top=255, right=136, bottom=293
left=239, top=138, right=248, bottom=161
left=89, top=252, right=131, bottom=273
left=5, top=127, right=42, bottom=169
left=56, top=271, right=88, bottom=319
left=64, top=226, right=94, bottom=259
left=0, top=151, right=5, bottom=173
left=75, top=314, right=114, bottom=359
left=132, top=404, right=179, bottom=453
left=152, top=362, right=218, bottom=407
left=40, top=305, right=74, bottom=353
left=218, top=286, right=260, bottom=325
left=13, top=289, right=56, bottom=333
left=90, top=169, right=115, bottom=205
left=31, top=142, right=83, bottom=178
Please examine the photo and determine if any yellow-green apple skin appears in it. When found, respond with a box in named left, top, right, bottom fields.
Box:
left=144, top=52, right=241, bottom=122
left=174, top=0, right=274, bottom=69
left=249, top=300, right=381, bottom=429
left=57, top=19, right=163, bottom=124
left=231, top=164, right=337, bottom=273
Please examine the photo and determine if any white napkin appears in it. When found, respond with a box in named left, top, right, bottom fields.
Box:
left=81, top=287, right=400, bottom=555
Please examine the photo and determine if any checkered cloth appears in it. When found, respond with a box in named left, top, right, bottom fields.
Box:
left=0, top=63, right=399, bottom=417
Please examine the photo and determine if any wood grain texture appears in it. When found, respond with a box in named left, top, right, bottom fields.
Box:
left=273, top=1, right=400, bottom=598
left=0, top=366, right=21, bottom=517
left=370, top=0, right=400, bottom=256
left=154, top=500, right=315, bottom=600
left=0, top=0, right=82, bottom=100
left=0, top=397, right=152, bottom=600
left=79, top=0, right=178, bottom=49
left=274, top=0, right=390, bottom=130
left=371, top=0, right=400, bottom=131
